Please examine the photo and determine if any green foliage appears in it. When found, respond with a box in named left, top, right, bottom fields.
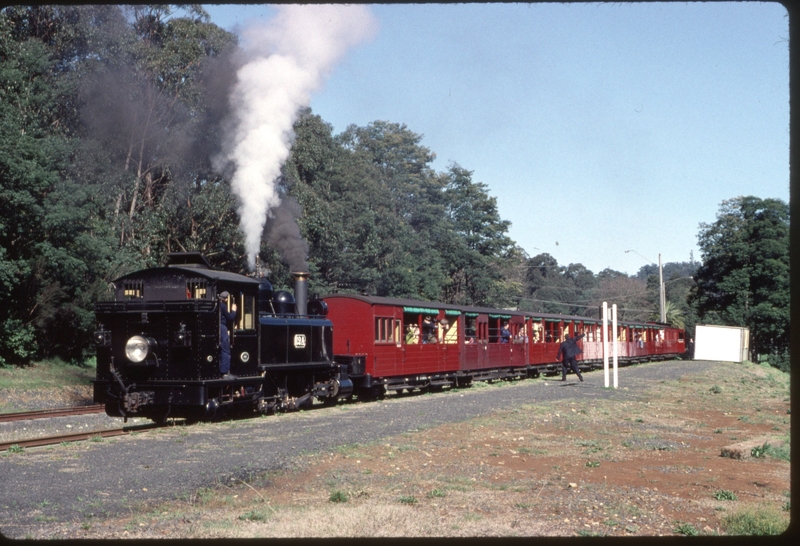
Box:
left=693, top=196, right=789, bottom=370
left=398, top=495, right=417, bottom=505
left=674, top=522, right=699, bottom=536
left=239, top=510, right=269, bottom=522
left=721, top=507, right=789, bottom=535
left=750, top=442, right=773, bottom=459
left=0, top=319, right=37, bottom=366
left=328, top=490, right=348, bottom=503
left=714, top=489, right=737, bottom=501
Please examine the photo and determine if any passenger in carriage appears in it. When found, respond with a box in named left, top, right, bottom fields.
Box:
left=422, top=316, right=437, bottom=344
left=405, top=324, right=420, bottom=344
left=500, top=322, right=511, bottom=343
left=440, top=318, right=457, bottom=343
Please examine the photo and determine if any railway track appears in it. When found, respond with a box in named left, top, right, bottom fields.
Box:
left=0, top=404, right=106, bottom=423
left=0, top=422, right=160, bottom=452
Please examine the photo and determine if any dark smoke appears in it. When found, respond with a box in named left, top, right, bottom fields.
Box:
left=264, top=196, right=309, bottom=271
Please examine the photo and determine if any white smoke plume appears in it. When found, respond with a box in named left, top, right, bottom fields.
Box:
left=216, top=5, right=378, bottom=270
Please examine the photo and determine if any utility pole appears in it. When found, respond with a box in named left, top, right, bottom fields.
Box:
left=625, top=249, right=665, bottom=324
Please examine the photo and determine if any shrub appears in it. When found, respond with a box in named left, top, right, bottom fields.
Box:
left=714, top=490, right=737, bottom=501
left=328, top=490, right=348, bottom=503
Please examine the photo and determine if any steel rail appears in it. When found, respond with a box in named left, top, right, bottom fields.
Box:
left=0, top=404, right=106, bottom=423
left=0, top=423, right=160, bottom=451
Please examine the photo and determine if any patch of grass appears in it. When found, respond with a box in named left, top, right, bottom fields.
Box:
left=426, top=489, right=446, bottom=498
left=398, top=495, right=417, bottom=505
left=239, top=510, right=270, bottom=522
left=709, top=385, right=723, bottom=394
left=585, top=461, right=600, bottom=468
left=764, top=443, right=790, bottom=462
left=7, top=444, right=24, bottom=454
left=721, top=507, right=789, bottom=535
left=0, top=358, right=96, bottom=389
left=674, top=522, right=699, bottom=536
left=714, top=490, right=737, bottom=501
left=328, top=490, right=348, bottom=503
left=577, top=530, right=606, bottom=536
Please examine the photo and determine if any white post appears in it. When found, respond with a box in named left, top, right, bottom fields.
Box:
left=602, top=302, right=609, bottom=388
left=659, top=253, right=666, bottom=323
left=612, top=303, right=619, bottom=388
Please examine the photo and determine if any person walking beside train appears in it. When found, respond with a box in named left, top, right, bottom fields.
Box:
left=557, top=333, right=585, bottom=382
left=219, top=291, right=237, bottom=379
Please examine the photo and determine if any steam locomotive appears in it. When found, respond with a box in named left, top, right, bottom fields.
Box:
left=93, top=253, right=686, bottom=422
left=92, top=252, right=353, bottom=422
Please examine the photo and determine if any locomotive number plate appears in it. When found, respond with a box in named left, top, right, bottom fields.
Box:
left=294, top=334, right=307, bottom=349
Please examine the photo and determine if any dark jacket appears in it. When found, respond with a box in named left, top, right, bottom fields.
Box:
left=556, top=333, right=585, bottom=361
left=220, top=301, right=237, bottom=330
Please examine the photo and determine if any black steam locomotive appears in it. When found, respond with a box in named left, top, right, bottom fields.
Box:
left=92, top=252, right=353, bottom=422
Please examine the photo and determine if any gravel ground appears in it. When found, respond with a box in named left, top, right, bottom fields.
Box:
left=0, top=360, right=717, bottom=538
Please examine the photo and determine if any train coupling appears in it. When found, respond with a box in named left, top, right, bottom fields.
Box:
left=123, top=391, right=154, bottom=412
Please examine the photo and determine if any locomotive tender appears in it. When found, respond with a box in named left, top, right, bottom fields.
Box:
left=93, top=252, right=351, bottom=422
left=93, top=253, right=686, bottom=422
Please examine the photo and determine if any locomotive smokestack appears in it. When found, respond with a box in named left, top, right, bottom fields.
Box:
left=291, top=272, right=309, bottom=316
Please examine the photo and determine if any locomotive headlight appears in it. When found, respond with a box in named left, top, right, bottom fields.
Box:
left=125, top=335, right=151, bottom=363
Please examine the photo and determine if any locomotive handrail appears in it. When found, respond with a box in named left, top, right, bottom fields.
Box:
left=95, top=300, right=216, bottom=312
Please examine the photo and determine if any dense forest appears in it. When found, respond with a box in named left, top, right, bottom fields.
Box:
left=0, top=6, right=789, bottom=371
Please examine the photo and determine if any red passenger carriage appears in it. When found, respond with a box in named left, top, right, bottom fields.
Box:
left=323, top=295, right=537, bottom=397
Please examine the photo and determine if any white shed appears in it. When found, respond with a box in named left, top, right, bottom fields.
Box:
left=694, top=324, right=750, bottom=362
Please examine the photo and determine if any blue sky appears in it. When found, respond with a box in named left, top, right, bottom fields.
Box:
left=201, top=2, right=790, bottom=276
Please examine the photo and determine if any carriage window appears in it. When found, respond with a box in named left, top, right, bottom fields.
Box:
left=465, top=317, right=477, bottom=343
left=531, top=323, right=543, bottom=343
left=123, top=280, right=143, bottom=299
left=374, top=317, right=399, bottom=343
left=186, top=279, right=208, bottom=299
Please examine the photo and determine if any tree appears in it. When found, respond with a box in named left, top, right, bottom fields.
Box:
left=440, top=163, right=517, bottom=306
left=1, top=5, right=242, bottom=363
left=693, top=196, right=789, bottom=371
left=521, top=254, right=599, bottom=316
left=0, top=12, right=72, bottom=364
